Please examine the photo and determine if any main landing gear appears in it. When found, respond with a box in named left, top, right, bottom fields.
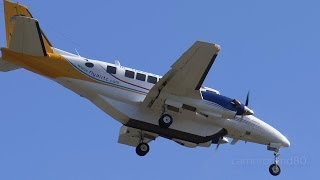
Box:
left=135, top=131, right=150, bottom=156
left=158, top=105, right=173, bottom=128
left=136, top=106, right=174, bottom=156
left=158, top=114, right=173, bottom=128
left=269, top=150, right=281, bottom=176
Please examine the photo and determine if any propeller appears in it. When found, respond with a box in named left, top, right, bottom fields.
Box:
left=215, top=143, right=220, bottom=152
left=215, top=137, right=229, bottom=151
left=245, top=91, right=250, bottom=106
left=232, top=91, right=253, bottom=115
left=215, top=137, right=222, bottom=152
left=243, top=91, right=254, bottom=115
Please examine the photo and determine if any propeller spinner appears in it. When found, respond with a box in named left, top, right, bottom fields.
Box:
left=243, top=91, right=254, bottom=115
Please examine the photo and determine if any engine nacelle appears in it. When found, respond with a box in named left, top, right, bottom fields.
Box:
left=200, top=91, right=254, bottom=119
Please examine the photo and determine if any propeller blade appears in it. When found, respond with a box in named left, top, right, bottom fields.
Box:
left=215, top=137, right=222, bottom=152
left=245, top=91, right=250, bottom=106
left=215, top=143, right=220, bottom=152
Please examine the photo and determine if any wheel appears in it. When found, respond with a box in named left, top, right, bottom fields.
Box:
left=135, top=143, right=149, bottom=156
left=269, top=164, right=281, bottom=176
left=158, top=114, right=173, bottom=128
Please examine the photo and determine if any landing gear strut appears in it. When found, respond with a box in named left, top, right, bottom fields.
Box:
left=135, top=131, right=150, bottom=156
left=269, top=151, right=281, bottom=176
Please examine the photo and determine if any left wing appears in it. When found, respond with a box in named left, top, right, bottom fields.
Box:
left=142, top=41, right=220, bottom=109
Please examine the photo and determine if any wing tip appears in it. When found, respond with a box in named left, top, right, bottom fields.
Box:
left=214, top=44, right=221, bottom=51
left=195, top=41, right=221, bottom=52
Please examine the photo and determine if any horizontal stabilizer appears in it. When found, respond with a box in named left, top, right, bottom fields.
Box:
left=9, top=16, right=47, bottom=56
left=0, top=58, right=20, bottom=72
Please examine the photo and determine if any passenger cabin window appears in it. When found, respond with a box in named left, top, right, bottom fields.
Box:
left=147, top=76, right=157, bottom=84
left=125, top=70, right=135, bottom=79
left=136, top=73, right=146, bottom=81
left=107, top=66, right=116, bottom=74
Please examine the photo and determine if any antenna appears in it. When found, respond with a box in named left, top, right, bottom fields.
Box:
left=115, top=60, right=121, bottom=66
left=75, top=49, right=81, bottom=57
left=75, top=49, right=88, bottom=61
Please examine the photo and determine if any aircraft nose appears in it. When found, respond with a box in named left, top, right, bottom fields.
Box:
left=270, top=128, right=290, bottom=147
left=281, top=136, right=290, bottom=147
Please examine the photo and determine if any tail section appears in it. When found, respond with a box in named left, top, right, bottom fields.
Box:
left=0, top=57, right=19, bottom=72
left=1, top=0, right=54, bottom=72
left=9, top=16, right=49, bottom=56
left=3, top=0, right=53, bottom=53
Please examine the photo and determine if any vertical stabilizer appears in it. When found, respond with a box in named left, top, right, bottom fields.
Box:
left=3, top=0, right=53, bottom=53
left=1, top=0, right=55, bottom=72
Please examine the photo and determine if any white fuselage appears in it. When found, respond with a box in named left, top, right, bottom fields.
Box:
left=54, top=49, right=290, bottom=148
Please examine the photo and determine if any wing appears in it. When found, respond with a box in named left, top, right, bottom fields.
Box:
left=142, top=41, right=220, bottom=109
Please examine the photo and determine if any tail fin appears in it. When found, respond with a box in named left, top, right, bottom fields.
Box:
left=10, top=16, right=50, bottom=56
left=1, top=0, right=54, bottom=72
left=4, top=0, right=53, bottom=53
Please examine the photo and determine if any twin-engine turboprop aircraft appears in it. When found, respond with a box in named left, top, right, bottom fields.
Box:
left=0, top=0, right=290, bottom=176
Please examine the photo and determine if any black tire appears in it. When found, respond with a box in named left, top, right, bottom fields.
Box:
left=136, top=143, right=149, bottom=156
left=158, top=114, right=173, bottom=128
left=269, top=164, right=281, bottom=176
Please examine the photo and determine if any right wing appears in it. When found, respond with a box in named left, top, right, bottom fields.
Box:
left=142, top=41, right=220, bottom=110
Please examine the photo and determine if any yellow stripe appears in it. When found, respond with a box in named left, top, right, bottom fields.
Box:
left=2, top=48, right=92, bottom=80
left=1, top=48, right=147, bottom=95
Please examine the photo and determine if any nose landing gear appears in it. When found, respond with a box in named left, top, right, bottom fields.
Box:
left=269, top=152, right=281, bottom=176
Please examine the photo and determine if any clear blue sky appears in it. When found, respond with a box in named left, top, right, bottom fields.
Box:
left=0, top=0, right=318, bottom=179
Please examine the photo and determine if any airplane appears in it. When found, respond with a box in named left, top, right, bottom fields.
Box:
left=0, top=0, right=290, bottom=176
